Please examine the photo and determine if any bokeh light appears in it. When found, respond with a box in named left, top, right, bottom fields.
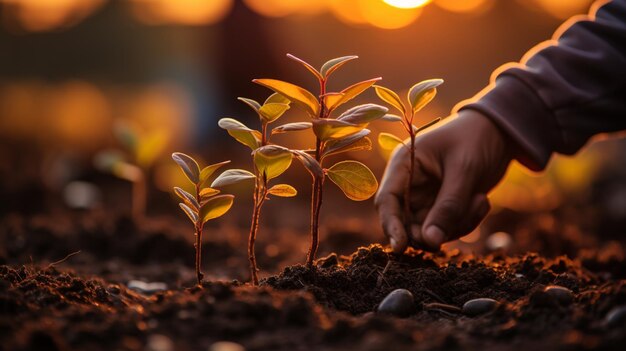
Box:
left=383, top=0, right=431, bottom=9
left=2, top=0, right=105, bottom=32
left=434, top=0, right=494, bottom=14
left=130, top=0, right=234, bottom=25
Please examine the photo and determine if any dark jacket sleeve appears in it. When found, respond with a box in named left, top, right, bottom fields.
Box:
left=458, top=0, right=626, bottom=171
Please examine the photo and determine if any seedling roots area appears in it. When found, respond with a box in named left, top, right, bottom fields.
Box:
left=1, top=213, right=625, bottom=351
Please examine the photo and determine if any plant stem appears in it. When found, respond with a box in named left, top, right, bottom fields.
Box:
left=194, top=184, right=204, bottom=285
left=405, top=129, right=416, bottom=238
left=307, top=78, right=327, bottom=267
left=248, top=176, right=266, bottom=285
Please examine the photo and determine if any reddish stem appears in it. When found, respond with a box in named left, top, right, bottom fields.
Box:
left=194, top=184, right=204, bottom=285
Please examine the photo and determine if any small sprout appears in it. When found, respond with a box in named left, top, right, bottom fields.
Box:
left=171, top=152, right=234, bottom=285
left=216, top=94, right=298, bottom=285
left=255, top=54, right=387, bottom=267
left=94, top=122, right=168, bottom=223
left=462, top=298, right=499, bottom=316
left=377, top=288, right=415, bottom=318
left=373, top=80, right=443, bottom=242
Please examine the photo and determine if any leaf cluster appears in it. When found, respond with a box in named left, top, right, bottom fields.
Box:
left=172, top=152, right=234, bottom=226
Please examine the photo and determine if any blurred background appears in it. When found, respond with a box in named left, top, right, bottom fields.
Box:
left=1, top=0, right=625, bottom=273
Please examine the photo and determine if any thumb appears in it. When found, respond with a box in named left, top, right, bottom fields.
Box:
left=421, top=166, right=475, bottom=250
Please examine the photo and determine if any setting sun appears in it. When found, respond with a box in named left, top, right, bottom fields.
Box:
left=382, top=0, right=431, bottom=9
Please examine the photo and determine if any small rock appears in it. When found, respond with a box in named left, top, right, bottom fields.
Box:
left=146, top=334, right=173, bottom=351
left=376, top=289, right=415, bottom=318
left=127, top=280, right=167, bottom=295
left=605, top=305, right=626, bottom=328
left=462, top=298, right=499, bottom=316
left=544, top=285, right=573, bottom=305
left=209, top=341, right=246, bottom=351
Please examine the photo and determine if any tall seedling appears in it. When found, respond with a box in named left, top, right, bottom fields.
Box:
left=373, top=81, right=443, bottom=239
left=254, top=54, right=388, bottom=267
left=172, top=152, right=235, bottom=285
left=213, top=93, right=299, bottom=285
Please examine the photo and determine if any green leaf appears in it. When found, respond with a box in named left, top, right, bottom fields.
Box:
left=254, top=145, right=292, bottom=180
left=267, top=184, right=297, bottom=197
left=326, top=77, right=381, bottom=112
left=174, top=187, right=199, bottom=211
left=259, top=103, right=290, bottom=123
left=326, top=160, right=378, bottom=201
left=172, top=152, right=200, bottom=184
left=320, top=55, right=358, bottom=78
left=179, top=203, right=198, bottom=224
left=199, top=194, right=234, bottom=224
left=264, top=93, right=291, bottom=105
left=211, top=169, right=256, bottom=188
left=408, top=79, right=443, bottom=113
left=381, top=114, right=404, bottom=123
left=373, top=85, right=405, bottom=115
left=378, top=132, right=404, bottom=151
left=324, top=129, right=372, bottom=157
left=199, top=187, right=220, bottom=205
left=272, top=122, right=313, bottom=134
left=291, top=150, right=324, bottom=179
left=337, top=103, right=388, bottom=125
left=199, top=160, right=231, bottom=189
left=218, top=118, right=261, bottom=150
left=311, top=119, right=363, bottom=141
left=253, top=78, right=320, bottom=117
left=238, top=97, right=261, bottom=113
left=286, top=53, right=322, bottom=81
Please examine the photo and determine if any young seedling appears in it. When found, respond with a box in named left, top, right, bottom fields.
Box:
left=214, top=93, right=299, bottom=285
left=254, top=54, right=388, bottom=267
left=94, top=122, right=168, bottom=223
left=373, top=81, right=443, bottom=238
left=171, top=152, right=234, bottom=285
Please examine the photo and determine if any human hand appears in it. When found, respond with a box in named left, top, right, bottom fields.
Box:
left=375, top=110, right=513, bottom=253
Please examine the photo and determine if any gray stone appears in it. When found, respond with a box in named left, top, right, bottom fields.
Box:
left=544, top=285, right=573, bottom=305
left=605, top=305, right=626, bottom=328
left=462, top=298, right=499, bottom=316
left=376, top=289, right=415, bottom=318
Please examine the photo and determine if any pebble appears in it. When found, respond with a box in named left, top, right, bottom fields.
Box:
left=462, top=298, right=499, bottom=317
left=146, top=334, right=173, bottom=351
left=605, top=305, right=626, bottom=328
left=544, top=285, right=573, bottom=305
left=376, top=289, right=415, bottom=318
left=485, top=232, right=513, bottom=251
left=127, top=280, right=167, bottom=295
left=209, top=341, right=246, bottom=351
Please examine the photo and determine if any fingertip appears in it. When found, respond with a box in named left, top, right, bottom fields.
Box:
left=423, top=225, right=445, bottom=249
left=386, top=217, right=408, bottom=254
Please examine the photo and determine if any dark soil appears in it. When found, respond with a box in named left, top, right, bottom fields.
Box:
left=2, top=213, right=626, bottom=351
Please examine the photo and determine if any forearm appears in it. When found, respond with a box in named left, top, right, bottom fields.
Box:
left=458, top=0, right=626, bottom=171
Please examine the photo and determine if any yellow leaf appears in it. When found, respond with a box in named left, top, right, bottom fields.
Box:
left=267, top=184, right=297, bottom=197
left=264, top=93, right=290, bottom=105
left=238, top=97, right=261, bottom=112
left=378, top=132, right=404, bottom=151
left=373, top=85, right=406, bottom=115
left=320, top=55, right=358, bottom=78
left=174, top=187, right=199, bottom=211
left=326, top=77, right=381, bottom=112
left=311, top=119, right=363, bottom=141
left=324, top=129, right=371, bottom=157
left=199, top=160, right=231, bottom=189
left=199, top=187, right=220, bottom=205
left=326, top=160, right=378, bottom=201
left=272, top=122, right=312, bottom=134
left=286, top=53, right=322, bottom=81
left=218, top=118, right=262, bottom=150
left=325, top=136, right=372, bottom=159
left=322, top=93, right=344, bottom=112
left=179, top=203, right=198, bottom=224
left=136, top=129, right=168, bottom=168
left=408, top=79, right=443, bottom=113
left=199, top=194, right=234, bottom=224
left=259, top=103, right=290, bottom=123
left=254, top=145, right=292, bottom=180
left=253, top=78, right=320, bottom=117
left=172, top=152, right=200, bottom=184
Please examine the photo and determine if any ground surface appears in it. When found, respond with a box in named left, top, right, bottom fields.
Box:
left=1, top=211, right=625, bottom=351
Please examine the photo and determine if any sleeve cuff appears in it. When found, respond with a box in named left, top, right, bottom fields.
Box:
left=458, top=75, right=561, bottom=171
